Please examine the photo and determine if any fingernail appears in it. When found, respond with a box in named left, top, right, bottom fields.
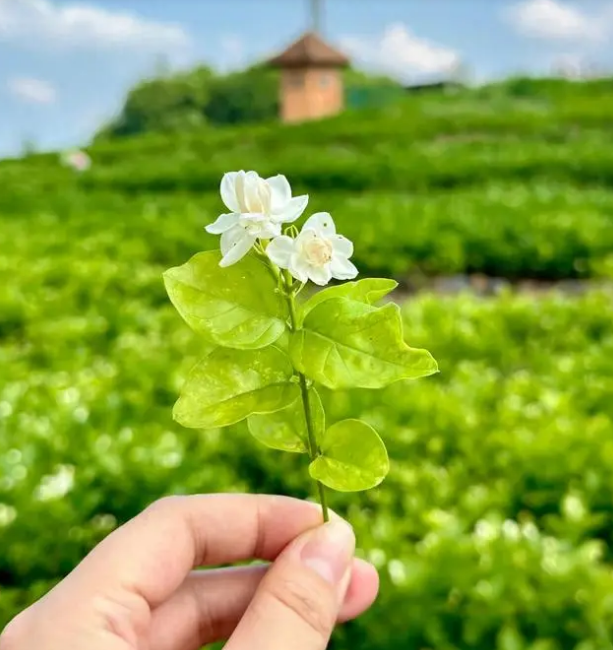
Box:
left=300, top=521, right=355, bottom=586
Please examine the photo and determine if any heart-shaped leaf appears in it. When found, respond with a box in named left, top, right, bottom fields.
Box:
left=309, top=419, right=389, bottom=492
left=174, top=346, right=299, bottom=429
left=164, top=250, right=288, bottom=350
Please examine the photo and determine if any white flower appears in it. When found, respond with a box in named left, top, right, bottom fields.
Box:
left=267, top=213, right=358, bottom=286
left=206, top=170, right=309, bottom=267
left=61, top=150, right=91, bottom=172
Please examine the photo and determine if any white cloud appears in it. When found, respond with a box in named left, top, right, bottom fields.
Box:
left=341, top=24, right=461, bottom=83
left=7, top=77, right=57, bottom=104
left=0, top=0, right=190, bottom=52
left=505, top=0, right=606, bottom=41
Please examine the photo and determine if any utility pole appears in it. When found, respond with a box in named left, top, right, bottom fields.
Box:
left=311, top=0, right=322, bottom=34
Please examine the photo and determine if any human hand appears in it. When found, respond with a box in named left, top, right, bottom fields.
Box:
left=1, top=494, right=379, bottom=650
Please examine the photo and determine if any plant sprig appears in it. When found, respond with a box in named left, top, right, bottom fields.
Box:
left=163, top=170, right=438, bottom=521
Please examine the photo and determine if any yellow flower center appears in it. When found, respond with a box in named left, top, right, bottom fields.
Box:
left=304, top=237, right=333, bottom=266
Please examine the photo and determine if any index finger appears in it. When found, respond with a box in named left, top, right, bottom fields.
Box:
left=58, top=494, right=328, bottom=608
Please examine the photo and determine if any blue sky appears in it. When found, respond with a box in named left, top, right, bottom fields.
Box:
left=1, top=0, right=612, bottom=157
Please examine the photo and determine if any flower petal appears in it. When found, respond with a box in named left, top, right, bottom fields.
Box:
left=308, top=264, right=333, bottom=286
left=274, top=194, right=309, bottom=224
left=243, top=171, right=264, bottom=213
left=238, top=214, right=280, bottom=239
left=267, top=175, right=292, bottom=213
left=330, top=255, right=359, bottom=280
left=257, top=177, right=272, bottom=214
left=220, top=226, right=256, bottom=267
left=294, top=227, right=317, bottom=249
left=288, top=253, right=310, bottom=283
left=220, top=172, right=242, bottom=213
left=220, top=225, right=245, bottom=255
left=260, top=222, right=282, bottom=239
left=331, top=234, right=353, bottom=257
left=205, top=212, right=240, bottom=235
left=303, top=212, right=336, bottom=235
left=266, top=235, right=295, bottom=269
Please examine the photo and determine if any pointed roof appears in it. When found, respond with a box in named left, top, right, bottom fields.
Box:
left=268, top=32, right=350, bottom=69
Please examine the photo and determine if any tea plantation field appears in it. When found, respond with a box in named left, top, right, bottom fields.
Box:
left=2, top=78, right=613, bottom=648
left=3, top=78, right=613, bottom=280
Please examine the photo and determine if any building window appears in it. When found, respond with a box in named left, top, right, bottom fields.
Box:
left=320, top=73, right=331, bottom=88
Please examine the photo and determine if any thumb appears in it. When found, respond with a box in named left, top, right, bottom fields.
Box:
left=226, top=519, right=356, bottom=650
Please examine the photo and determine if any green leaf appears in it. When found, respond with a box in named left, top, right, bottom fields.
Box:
left=300, top=278, right=398, bottom=320
left=309, top=419, right=389, bottom=492
left=173, top=346, right=299, bottom=429
left=290, top=297, right=438, bottom=389
left=248, top=387, right=325, bottom=453
left=163, top=250, right=288, bottom=350
left=273, top=329, right=291, bottom=354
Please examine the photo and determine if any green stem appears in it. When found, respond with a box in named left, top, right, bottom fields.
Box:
left=299, top=373, right=330, bottom=522
left=284, top=271, right=330, bottom=523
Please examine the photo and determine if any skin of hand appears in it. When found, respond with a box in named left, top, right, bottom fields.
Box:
left=0, top=494, right=379, bottom=650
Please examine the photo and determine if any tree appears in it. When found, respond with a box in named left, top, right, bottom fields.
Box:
left=204, top=66, right=279, bottom=126
left=97, top=66, right=214, bottom=140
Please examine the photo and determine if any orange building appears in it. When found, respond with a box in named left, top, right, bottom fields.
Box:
left=268, top=31, right=350, bottom=124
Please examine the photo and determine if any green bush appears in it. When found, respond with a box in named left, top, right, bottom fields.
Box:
left=1, top=180, right=613, bottom=280
left=96, top=66, right=215, bottom=138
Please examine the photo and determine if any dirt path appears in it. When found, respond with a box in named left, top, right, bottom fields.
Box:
left=395, top=274, right=610, bottom=297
